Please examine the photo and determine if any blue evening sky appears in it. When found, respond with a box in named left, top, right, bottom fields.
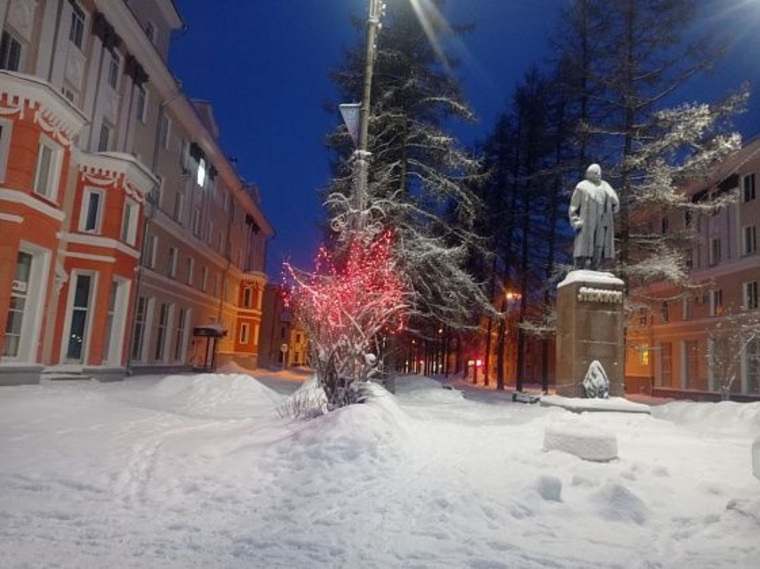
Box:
left=169, top=0, right=760, bottom=277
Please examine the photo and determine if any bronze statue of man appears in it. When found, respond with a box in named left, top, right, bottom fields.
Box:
left=568, top=164, right=619, bottom=271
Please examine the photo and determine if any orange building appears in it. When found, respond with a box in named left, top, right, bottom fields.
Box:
left=0, top=0, right=272, bottom=384
left=626, top=136, right=760, bottom=400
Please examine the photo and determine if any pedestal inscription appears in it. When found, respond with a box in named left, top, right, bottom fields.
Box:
left=556, top=270, right=625, bottom=398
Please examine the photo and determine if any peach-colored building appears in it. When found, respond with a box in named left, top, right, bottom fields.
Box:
left=0, top=0, right=272, bottom=384
left=626, top=136, right=760, bottom=400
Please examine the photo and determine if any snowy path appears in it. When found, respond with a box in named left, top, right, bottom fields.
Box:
left=0, top=372, right=758, bottom=568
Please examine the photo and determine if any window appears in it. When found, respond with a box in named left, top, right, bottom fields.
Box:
left=196, top=157, right=207, bottom=187
left=131, top=296, right=148, bottom=361
left=97, top=122, right=111, bottom=152
left=159, top=113, right=171, bottom=149
left=33, top=137, right=61, bottom=199
left=0, top=118, right=13, bottom=182
left=107, top=52, right=120, bottom=90
left=61, top=87, right=76, bottom=103
left=243, top=287, right=253, bottom=308
left=682, top=296, right=693, bottom=321
left=121, top=199, right=138, bottom=245
left=746, top=338, right=760, bottom=394
left=192, top=207, right=201, bottom=237
left=185, top=257, right=194, bottom=286
left=660, top=301, right=669, bottom=323
left=661, top=216, right=669, bottom=235
left=154, top=303, right=171, bottom=362
left=173, top=192, right=184, bottom=223
left=660, top=342, right=672, bottom=388
left=683, top=340, right=699, bottom=390
left=79, top=189, right=104, bottom=233
left=743, top=173, right=756, bottom=202
left=180, top=139, right=190, bottom=174
left=65, top=273, right=94, bottom=362
left=168, top=247, right=178, bottom=279
left=0, top=30, right=22, bottom=71
left=69, top=2, right=85, bottom=49
left=743, top=225, right=757, bottom=256
left=200, top=266, right=208, bottom=292
left=214, top=274, right=221, bottom=297
left=135, top=86, right=147, bottom=123
left=3, top=252, right=32, bottom=358
left=709, top=238, right=721, bottom=266
left=144, top=233, right=157, bottom=269
left=223, top=281, right=230, bottom=303
left=744, top=281, right=759, bottom=310
left=174, top=308, right=188, bottom=362
left=684, top=209, right=693, bottom=229
left=709, top=289, right=723, bottom=316
left=239, top=323, right=250, bottom=344
left=102, top=280, right=118, bottom=363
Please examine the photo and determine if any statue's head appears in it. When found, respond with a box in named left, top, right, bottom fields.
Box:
left=586, top=163, right=602, bottom=183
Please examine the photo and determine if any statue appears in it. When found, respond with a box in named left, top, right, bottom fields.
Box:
left=582, top=360, right=610, bottom=399
left=569, top=164, right=619, bottom=271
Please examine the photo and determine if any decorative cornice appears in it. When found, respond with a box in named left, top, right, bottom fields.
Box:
left=0, top=212, right=24, bottom=223
left=74, top=149, right=158, bottom=199
left=59, top=231, right=140, bottom=259
left=0, top=71, right=87, bottom=145
left=0, top=188, right=65, bottom=221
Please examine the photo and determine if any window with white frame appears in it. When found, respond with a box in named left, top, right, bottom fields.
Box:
left=168, top=247, right=178, bottom=279
left=180, top=139, right=190, bottom=174
left=660, top=301, right=669, bottom=323
left=192, top=207, right=201, bottom=237
left=243, top=287, right=253, bottom=308
left=744, top=281, right=759, bottom=310
left=121, top=199, right=138, bottom=245
left=709, top=289, right=723, bottom=316
left=200, top=266, right=208, bottom=292
left=107, top=51, right=120, bottom=90
left=746, top=338, right=760, bottom=393
left=185, top=257, right=194, bottom=286
left=173, top=191, right=184, bottom=223
left=743, top=173, right=756, bottom=202
left=3, top=251, right=33, bottom=358
left=223, top=281, right=230, bottom=302
left=0, top=118, right=13, bottom=183
left=144, top=232, right=157, bottom=269
left=196, top=157, right=207, bottom=187
left=154, top=302, right=171, bottom=361
left=159, top=113, right=171, bottom=149
left=79, top=188, right=104, bottom=233
left=214, top=274, right=221, bottom=297
left=61, top=86, right=76, bottom=103
left=174, top=307, right=188, bottom=362
left=135, top=85, right=148, bottom=123
left=33, top=136, right=61, bottom=200
left=69, top=2, right=86, bottom=50
left=239, top=323, right=250, bottom=344
left=682, top=296, right=693, bottom=321
left=709, top=238, right=721, bottom=266
left=743, top=225, right=757, bottom=256
left=130, top=296, right=149, bottom=361
left=0, top=30, right=22, bottom=71
left=97, top=122, right=111, bottom=152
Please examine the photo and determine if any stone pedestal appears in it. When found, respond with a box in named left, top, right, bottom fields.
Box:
left=556, top=270, right=625, bottom=398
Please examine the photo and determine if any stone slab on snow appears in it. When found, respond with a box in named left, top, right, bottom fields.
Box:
left=754, top=436, right=760, bottom=481
left=544, top=424, right=618, bottom=462
left=541, top=395, right=651, bottom=414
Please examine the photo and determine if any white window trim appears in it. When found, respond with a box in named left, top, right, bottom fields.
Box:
left=709, top=289, right=722, bottom=317
left=168, top=247, right=178, bottom=279
left=136, top=85, right=148, bottom=124
left=160, top=114, right=171, bottom=149
left=185, top=256, right=194, bottom=286
left=200, top=266, right=208, bottom=292
left=60, top=270, right=98, bottom=364
left=0, top=117, right=13, bottom=183
left=744, top=281, right=758, bottom=310
left=69, top=1, right=87, bottom=51
left=121, top=198, right=139, bottom=246
left=743, top=225, right=757, bottom=256
left=78, top=187, right=105, bottom=234
left=144, top=233, right=157, bottom=269
left=107, top=51, right=121, bottom=91
left=33, top=135, right=62, bottom=201
left=239, top=322, right=250, bottom=345
left=103, top=278, right=130, bottom=366
left=1, top=242, right=50, bottom=364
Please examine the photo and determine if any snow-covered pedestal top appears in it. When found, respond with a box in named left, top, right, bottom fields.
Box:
left=558, top=269, right=624, bottom=289
left=541, top=395, right=651, bottom=414
left=753, top=435, right=760, bottom=481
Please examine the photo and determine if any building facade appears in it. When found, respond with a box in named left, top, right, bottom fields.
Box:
left=626, top=136, right=760, bottom=400
left=258, top=283, right=309, bottom=369
left=0, top=0, right=272, bottom=385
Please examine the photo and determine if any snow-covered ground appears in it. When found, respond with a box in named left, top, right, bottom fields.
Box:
left=1, top=370, right=758, bottom=568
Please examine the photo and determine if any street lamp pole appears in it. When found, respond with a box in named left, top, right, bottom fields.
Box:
left=352, top=0, right=386, bottom=231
